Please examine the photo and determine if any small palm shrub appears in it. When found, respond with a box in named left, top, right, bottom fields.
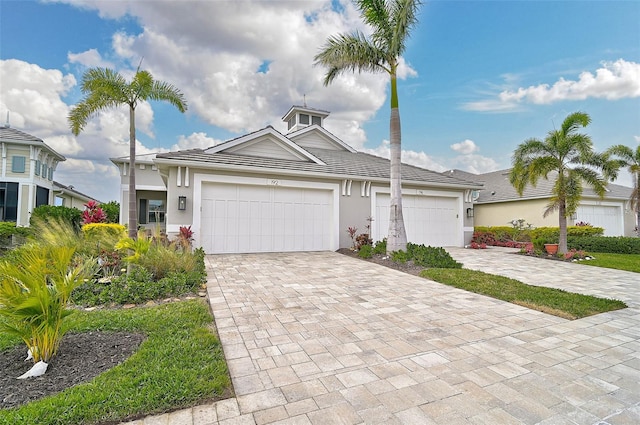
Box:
left=0, top=244, right=97, bottom=363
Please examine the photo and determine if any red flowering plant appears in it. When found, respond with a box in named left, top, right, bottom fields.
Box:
left=82, top=200, right=107, bottom=225
left=177, top=225, right=194, bottom=249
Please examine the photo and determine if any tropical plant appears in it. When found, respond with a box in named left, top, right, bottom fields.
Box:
left=81, top=200, right=107, bottom=224
left=510, top=112, right=617, bottom=254
left=0, top=244, right=97, bottom=364
left=606, top=143, right=640, bottom=236
left=115, top=230, right=152, bottom=264
left=68, top=66, right=187, bottom=238
left=314, top=0, right=421, bottom=253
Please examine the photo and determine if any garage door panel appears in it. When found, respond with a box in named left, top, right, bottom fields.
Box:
left=375, top=194, right=459, bottom=247
left=576, top=205, right=622, bottom=236
left=201, top=182, right=332, bottom=253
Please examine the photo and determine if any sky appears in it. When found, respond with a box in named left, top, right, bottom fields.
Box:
left=1, top=0, right=639, bottom=204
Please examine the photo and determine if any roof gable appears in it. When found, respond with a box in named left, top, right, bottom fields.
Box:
left=204, top=126, right=325, bottom=164
left=288, top=125, right=356, bottom=152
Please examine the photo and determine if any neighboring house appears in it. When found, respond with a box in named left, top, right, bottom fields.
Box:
left=0, top=126, right=95, bottom=225
left=52, top=181, right=96, bottom=209
left=112, top=106, right=482, bottom=254
left=450, top=169, right=635, bottom=236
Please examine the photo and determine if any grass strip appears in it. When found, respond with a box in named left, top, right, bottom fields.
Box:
left=421, top=268, right=627, bottom=320
left=578, top=253, right=640, bottom=273
left=0, top=300, right=231, bottom=425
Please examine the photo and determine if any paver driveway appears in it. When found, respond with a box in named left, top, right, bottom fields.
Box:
left=128, top=249, right=639, bottom=424
left=203, top=249, right=639, bottom=425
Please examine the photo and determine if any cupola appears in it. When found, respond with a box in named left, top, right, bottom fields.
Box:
left=282, top=105, right=330, bottom=133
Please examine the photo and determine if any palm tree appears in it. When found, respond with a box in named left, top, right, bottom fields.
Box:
left=510, top=112, right=616, bottom=254
left=69, top=67, right=187, bottom=238
left=606, top=143, right=640, bottom=236
left=314, top=0, right=421, bottom=253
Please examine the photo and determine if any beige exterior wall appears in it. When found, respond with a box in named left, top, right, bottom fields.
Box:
left=474, top=198, right=559, bottom=228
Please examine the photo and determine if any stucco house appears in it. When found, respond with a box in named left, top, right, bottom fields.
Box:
left=0, top=126, right=96, bottom=226
left=111, top=106, right=482, bottom=254
left=450, top=169, right=635, bottom=236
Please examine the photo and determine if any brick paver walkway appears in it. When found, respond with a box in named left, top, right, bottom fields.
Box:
left=124, top=248, right=639, bottom=424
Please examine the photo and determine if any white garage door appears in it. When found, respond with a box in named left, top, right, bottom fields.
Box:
left=200, top=183, right=333, bottom=253
left=576, top=205, right=623, bottom=236
left=375, top=194, right=460, bottom=247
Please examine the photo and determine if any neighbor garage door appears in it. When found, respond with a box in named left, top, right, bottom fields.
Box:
left=575, top=205, right=623, bottom=236
left=200, top=183, right=333, bottom=253
left=375, top=194, right=460, bottom=247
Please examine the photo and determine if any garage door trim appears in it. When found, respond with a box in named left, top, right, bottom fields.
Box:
left=192, top=173, right=340, bottom=252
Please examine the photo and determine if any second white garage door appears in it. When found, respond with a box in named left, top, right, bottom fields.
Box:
left=374, top=194, right=461, bottom=247
left=200, top=183, right=333, bottom=253
left=576, top=204, right=623, bottom=236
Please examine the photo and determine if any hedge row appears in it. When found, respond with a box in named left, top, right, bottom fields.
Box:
left=473, top=226, right=604, bottom=244
left=567, top=236, right=640, bottom=254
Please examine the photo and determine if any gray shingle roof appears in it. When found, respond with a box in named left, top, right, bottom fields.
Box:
left=155, top=147, right=482, bottom=189
left=0, top=126, right=66, bottom=160
left=469, top=168, right=632, bottom=203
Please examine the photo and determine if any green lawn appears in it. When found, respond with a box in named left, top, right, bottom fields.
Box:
left=0, top=300, right=231, bottom=425
left=578, top=252, right=640, bottom=273
left=421, top=268, right=627, bottom=320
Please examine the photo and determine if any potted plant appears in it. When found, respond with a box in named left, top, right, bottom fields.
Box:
left=544, top=243, right=559, bottom=255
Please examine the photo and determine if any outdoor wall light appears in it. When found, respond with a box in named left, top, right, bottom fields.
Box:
left=178, top=196, right=187, bottom=211
left=466, top=208, right=474, bottom=218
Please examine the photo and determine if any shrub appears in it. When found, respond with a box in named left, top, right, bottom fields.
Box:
left=100, top=200, right=120, bottom=223
left=355, top=233, right=372, bottom=250
left=390, top=250, right=408, bottom=263
left=567, top=236, right=640, bottom=254
left=72, top=250, right=206, bottom=307
left=138, top=242, right=199, bottom=280
left=81, top=223, right=127, bottom=256
left=408, top=243, right=462, bottom=269
left=372, top=238, right=387, bottom=255
left=358, top=244, right=373, bottom=259
left=30, top=205, right=82, bottom=230
left=0, top=242, right=97, bottom=363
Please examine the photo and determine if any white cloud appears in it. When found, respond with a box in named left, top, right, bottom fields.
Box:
left=0, top=59, right=75, bottom=134
left=450, top=154, right=500, bottom=174
left=67, top=48, right=114, bottom=68
left=634, top=135, right=640, bottom=143
left=363, top=140, right=448, bottom=172
left=463, top=59, right=640, bottom=112
left=450, top=139, right=479, bottom=155
left=172, top=132, right=222, bottom=151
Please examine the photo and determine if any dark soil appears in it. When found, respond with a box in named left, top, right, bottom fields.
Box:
left=0, top=331, right=145, bottom=409
left=336, top=248, right=425, bottom=276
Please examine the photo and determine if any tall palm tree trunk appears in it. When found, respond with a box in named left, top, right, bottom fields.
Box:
left=636, top=174, right=640, bottom=237
left=558, top=202, right=568, bottom=254
left=386, top=73, right=407, bottom=253
left=128, top=106, right=137, bottom=238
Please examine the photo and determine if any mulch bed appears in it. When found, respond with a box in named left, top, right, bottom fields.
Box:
left=336, top=248, right=425, bottom=276
left=0, top=331, right=145, bottom=409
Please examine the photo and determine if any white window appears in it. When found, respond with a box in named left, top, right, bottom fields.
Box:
left=299, top=114, right=310, bottom=125
left=312, top=115, right=321, bottom=126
